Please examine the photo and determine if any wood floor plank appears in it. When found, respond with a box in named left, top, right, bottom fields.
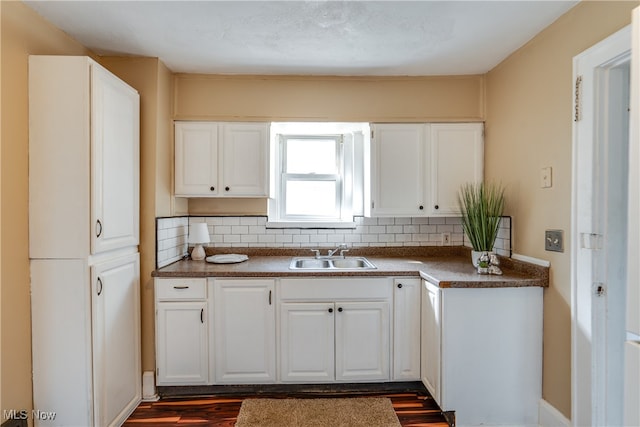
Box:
left=124, top=391, right=450, bottom=427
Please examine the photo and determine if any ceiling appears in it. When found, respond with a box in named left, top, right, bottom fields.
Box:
left=24, top=1, right=578, bottom=76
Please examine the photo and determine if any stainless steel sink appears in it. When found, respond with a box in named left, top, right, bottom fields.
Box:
left=289, top=256, right=376, bottom=270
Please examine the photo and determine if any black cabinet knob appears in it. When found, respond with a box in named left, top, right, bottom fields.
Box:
left=210, top=186, right=215, bottom=191
left=328, top=308, right=333, bottom=313
left=434, top=205, right=439, bottom=210
left=338, top=307, right=343, bottom=312
left=397, top=283, right=403, bottom=288
left=419, top=205, right=424, bottom=210
left=225, top=186, right=230, bottom=191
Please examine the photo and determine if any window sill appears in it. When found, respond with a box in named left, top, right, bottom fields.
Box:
left=266, top=221, right=357, bottom=229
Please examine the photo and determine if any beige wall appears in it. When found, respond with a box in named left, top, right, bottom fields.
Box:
left=174, top=73, right=485, bottom=122
left=1, top=0, right=91, bottom=414
left=99, top=56, right=174, bottom=373
left=485, top=0, right=639, bottom=418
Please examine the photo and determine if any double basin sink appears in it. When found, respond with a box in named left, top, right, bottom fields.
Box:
left=289, top=256, right=376, bottom=270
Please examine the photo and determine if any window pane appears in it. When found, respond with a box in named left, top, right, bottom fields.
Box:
left=286, top=138, right=337, bottom=174
left=285, top=181, right=337, bottom=217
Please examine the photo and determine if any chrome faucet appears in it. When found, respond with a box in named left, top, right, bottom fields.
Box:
left=327, top=243, right=349, bottom=258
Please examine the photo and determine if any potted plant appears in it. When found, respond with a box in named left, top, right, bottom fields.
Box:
left=458, top=182, right=505, bottom=267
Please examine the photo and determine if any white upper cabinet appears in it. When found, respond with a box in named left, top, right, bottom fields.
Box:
left=221, top=123, right=270, bottom=196
left=175, top=122, right=219, bottom=196
left=29, top=56, right=140, bottom=258
left=368, top=122, right=483, bottom=217
left=427, top=123, right=484, bottom=216
left=369, top=124, right=427, bottom=216
left=174, top=122, right=269, bottom=197
left=91, top=65, right=140, bottom=253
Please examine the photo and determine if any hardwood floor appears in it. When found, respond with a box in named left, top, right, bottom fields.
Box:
left=123, top=391, right=451, bottom=427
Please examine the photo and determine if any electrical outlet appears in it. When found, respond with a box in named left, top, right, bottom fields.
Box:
left=545, top=229, right=564, bottom=252
left=442, top=232, right=451, bottom=246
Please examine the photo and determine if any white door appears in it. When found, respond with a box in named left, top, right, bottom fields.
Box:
left=91, top=253, right=141, bottom=427
left=91, top=64, right=139, bottom=254
left=221, top=123, right=269, bottom=196
left=175, top=122, right=219, bottom=196
left=156, top=301, right=208, bottom=385
left=625, top=8, right=640, bottom=425
left=213, top=279, right=276, bottom=383
left=393, top=278, right=421, bottom=380
left=572, top=25, right=631, bottom=426
left=335, top=301, right=390, bottom=381
left=428, top=123, right=484, bottom=216
left=370, top=124, right=426, bottom=216
left=279, top=302, right=335, bottom=382
left=625, top=342, right=640, bottom=426
left=421, top=280, right=441, bottom=404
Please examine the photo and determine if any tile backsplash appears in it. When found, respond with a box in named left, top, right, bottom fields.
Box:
left=156, top=215, right=512, bottom=268
left=156, top=217, right=189, bottom=268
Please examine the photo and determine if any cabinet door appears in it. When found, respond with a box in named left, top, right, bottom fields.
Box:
left=156, top=301, right=208, bottom=385
left=220, top=123, right=269, bottom=196
left=213, top=279, right=276, bottom=383
left=427, top=123, right=483, bottom=216
left=393, top=278, right=422, bottom=380
left=91, top=64, right=140, bottom=254
left=280, top=302, right=335, bottom=382
left=421, top=280, right=441, bottom=405
left=335, top=301, right=390, bottom=381
left=370, top=124, right=426, bottom=216
left=175, top=122, right=219, bottom=196
left=92, top=253, right=141, bottom=427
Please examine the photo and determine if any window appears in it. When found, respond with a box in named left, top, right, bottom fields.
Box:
left=281, top=135, right=343, bottom=220
left=268, top=123, right=369, bottom=227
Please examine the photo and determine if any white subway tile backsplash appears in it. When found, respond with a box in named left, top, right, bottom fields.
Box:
left=156, top=217, right=188, bottom=268
left=240, top=217, right=258, bottom=226
left=231, top=225, right=249, bottom=235
left=394, top=218, right=412, bottom=225
left=156, top=215, right=512, bottom=266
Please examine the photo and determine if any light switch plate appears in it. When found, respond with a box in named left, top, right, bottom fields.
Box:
left=540, top=167, right=552, bottom=188
left=545, top=229, right=564, bottom=252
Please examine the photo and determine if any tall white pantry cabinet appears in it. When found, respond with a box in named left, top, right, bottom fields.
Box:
left=29, top=56, right=141, bottom=427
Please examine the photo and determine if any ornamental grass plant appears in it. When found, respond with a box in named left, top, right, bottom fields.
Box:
left=458, top=182, right=505, bottom=252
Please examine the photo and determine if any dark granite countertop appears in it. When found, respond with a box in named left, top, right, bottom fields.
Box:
left=153, top=246, right=548, bottom=289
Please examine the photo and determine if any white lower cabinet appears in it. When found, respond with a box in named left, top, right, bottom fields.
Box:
left=31, top=253, right=141, bottom=427
left=335, top=301, right=390, bottom=381
left=393, top=278, right=422, bottom=380
left=421, top=280, right=543, bottom=427
left=278, top=278, right=391, bottom=383
left=155, top=278, right=210, bottom=385
left=91, top=254, right=142, bottom=427
left=213, top=278, right=276, bottom=383
left=279, top=302, right=336, bottom=382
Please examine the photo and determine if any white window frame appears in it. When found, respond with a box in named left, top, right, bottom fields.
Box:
left=279, top=134, right=344, bottom=222
left=267, top=123, right=367, bottom=228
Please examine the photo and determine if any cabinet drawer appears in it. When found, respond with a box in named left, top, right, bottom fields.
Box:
left=156, top=278, right=206, bottom=300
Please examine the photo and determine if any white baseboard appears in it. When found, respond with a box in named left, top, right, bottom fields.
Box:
left=539, top=399, right=570, bottom=427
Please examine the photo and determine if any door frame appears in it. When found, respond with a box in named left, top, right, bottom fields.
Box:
left=571, top=25, right=631, bottom=427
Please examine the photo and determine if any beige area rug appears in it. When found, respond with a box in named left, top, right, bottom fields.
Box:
left=235, top=397, right=401, bottom=427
